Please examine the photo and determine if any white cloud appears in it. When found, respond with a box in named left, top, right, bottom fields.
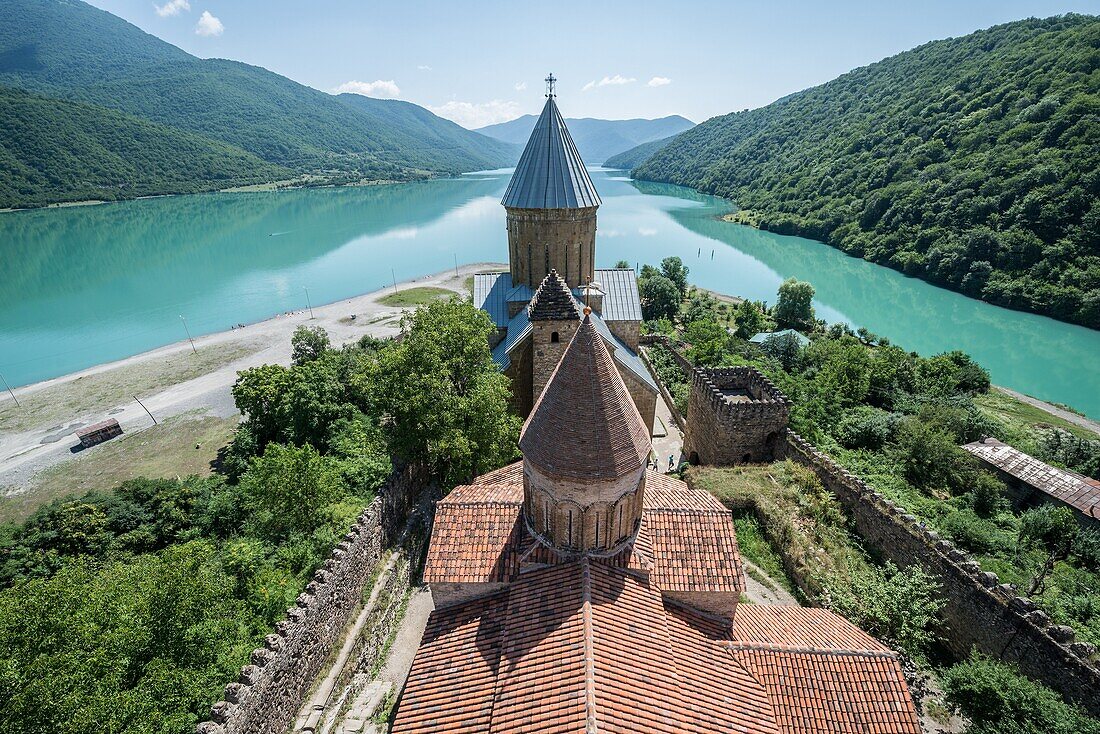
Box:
left=647, top=76, right=672, bottom=87
left=194, top=10, right=223, bottom=36
left=581, top=74, right=637, bottom=92
left=155, top=0, right=189, bottom=17
left=514, top=81, right=527, bottom=91
left=428, top=99, right=521, bottom=129
left=417, top=64, right=432, bottom=71
left=333, top=79, right=402, bottom=98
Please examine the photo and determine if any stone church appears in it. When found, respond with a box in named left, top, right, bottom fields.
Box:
left=391, top=311, right=922, bottom=733
left=473, top=89, right=658, bottom=429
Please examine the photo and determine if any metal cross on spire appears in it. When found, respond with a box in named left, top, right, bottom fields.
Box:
left=545, top=73, right=556, bottom=98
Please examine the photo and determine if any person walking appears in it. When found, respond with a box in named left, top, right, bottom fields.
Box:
left=668, top=454, right=676, bottom=472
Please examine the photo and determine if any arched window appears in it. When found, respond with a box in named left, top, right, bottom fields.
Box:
left=550, top=331, right=560, bottom=343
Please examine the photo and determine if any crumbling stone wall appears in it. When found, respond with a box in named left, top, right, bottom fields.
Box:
left=683, top=367, right=790, bottom=465
left=195, top=464, right=431, bottom=734
left=785, top=431, right=1100, bottom=715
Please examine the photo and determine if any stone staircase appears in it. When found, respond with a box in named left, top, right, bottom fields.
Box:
left=332, top=678, right=392, bottom=734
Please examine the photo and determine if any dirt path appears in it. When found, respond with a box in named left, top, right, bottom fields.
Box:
left=994, top=386, right=1100, bottom=437
left=0, top=263, right=504, bottom=509
left=379, top=587, right=434, bottom=691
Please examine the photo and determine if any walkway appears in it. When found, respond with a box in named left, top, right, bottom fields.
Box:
left=995, top=386, right=1100, bottom=437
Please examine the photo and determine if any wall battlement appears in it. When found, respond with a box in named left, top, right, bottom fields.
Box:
left=684, top=366, right=790, bottom=465
left=784, top=431, right=1100, bottom=715
left=195, top=465, right=432, bottom=734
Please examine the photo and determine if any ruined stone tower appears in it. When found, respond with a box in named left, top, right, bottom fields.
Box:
left=501, top=93, right=600, bottom=289
left=518, top=315, right=651, bottom=552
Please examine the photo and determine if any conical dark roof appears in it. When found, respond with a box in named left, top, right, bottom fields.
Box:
left=519, top=315, right=650, bottom=480
left=528, top=270, right=579, bottom=321
left=501, top=97, right=602, bottom=209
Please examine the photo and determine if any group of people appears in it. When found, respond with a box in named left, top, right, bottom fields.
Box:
left=647, top=454, right=679, bottom=473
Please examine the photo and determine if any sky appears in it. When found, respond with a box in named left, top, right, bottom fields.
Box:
left=87, top=0, right=1100, bottom=128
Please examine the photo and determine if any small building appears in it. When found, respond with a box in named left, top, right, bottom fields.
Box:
left=683, top=367, right=791, bottom=465
left=748, top=329, right=810, bottom=347
left=964, top=437, right=1100, bottom=526
left=76, top=419, right=123, bottom=448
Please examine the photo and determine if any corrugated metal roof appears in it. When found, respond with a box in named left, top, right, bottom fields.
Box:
left=590, top=311, right=657, bottom=392
left=505, top=282, right=534, bottom=303
left=585, top=268, right=642, bottom=322
left=474, top=272, right=510, bottom=327
left=501, top=97, right=602, bottom=209
left=491, top=308, right=531, bottom=370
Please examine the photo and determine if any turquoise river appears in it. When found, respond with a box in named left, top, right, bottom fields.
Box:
left=1, top=169, right=1098, bottom=417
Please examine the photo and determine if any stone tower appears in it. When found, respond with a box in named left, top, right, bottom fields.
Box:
left=528, top=270, right=580, bottom=402
left=501, top=92, right=601, bottom=289
left=518, top=314, right=651, bottom=552
left=683, top=367, right=791, bottom=465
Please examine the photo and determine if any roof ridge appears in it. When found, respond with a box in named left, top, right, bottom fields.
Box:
left=581, top=558, right=599, bottom=734
left=723, top=641, right=900, bottom=658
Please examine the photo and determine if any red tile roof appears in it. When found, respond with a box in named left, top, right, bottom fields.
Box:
left=519, top=316, right=650, bottom=481
left=394, top=562, right=921, bottom=734
left=423, top=468, right=744, bottom=596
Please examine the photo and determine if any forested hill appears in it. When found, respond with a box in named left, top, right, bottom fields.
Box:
left=604, top=134, right=679, bottom=168
left=0, top=86, right=290, bottom=209
left=0, top=0, right=514, bottom=207
left=476, top=114, right=694, bottom=166
left=633, top=15, right=1100, bottom=329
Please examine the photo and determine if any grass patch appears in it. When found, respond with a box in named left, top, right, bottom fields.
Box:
left=975, top=389, right=1098, bottom=443
left=0, top=340, right=259, bottom=433
left=732, top=513, right=798, bottom=595
left=463, top=275, right=474, bottom=296
left=0, top=411, right=239, bottom=523
left=377, top=287, right=454, bottom=308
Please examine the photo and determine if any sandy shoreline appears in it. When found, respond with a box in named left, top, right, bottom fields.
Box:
left=0, top=263, right=504, bottom=494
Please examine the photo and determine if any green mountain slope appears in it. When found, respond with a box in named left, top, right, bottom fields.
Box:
left=0, top=86, right=290, bottom=208
left=476, top=114, right=693, bottom=166
left=604, top=134, right=680, bottom=168
left=0, top=0, right=514, bottom=190
left=634, top=15, right=1100, bottom=328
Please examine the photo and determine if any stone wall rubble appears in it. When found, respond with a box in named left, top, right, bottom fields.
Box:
left=195, top=464, right=431, bottom=734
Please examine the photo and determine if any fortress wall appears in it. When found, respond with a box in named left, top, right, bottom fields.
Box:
left=196, top=464, right=432, bottom=734
left=784, top=431, right=1100, bottom=715
left=638, top=334, right=691, bottom=431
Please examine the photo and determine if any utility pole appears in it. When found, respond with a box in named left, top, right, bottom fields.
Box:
left=179, top=315, right=197, bottom=354
left=391, top=268, right=398, bottom=295
left=133, top=394, right=157, bottom=426
left=0, top=372, right=19, bottom=408
left=304, top=287, right=315, bottom=319
left=454, top=253, right=459, bottom=277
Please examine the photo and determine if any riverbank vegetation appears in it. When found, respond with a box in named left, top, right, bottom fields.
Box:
left=633, top=15, right=1100, bottom=329
left=0, top=300, right=519, bottom=733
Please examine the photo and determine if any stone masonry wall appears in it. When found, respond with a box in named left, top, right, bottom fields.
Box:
left=683, top=367, right=790, bottom=466
left=196, top=464, right=431, bottom=734
left=785, top=431, right=1100, bottom=715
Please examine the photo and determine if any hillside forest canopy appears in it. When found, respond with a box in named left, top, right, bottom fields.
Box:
left=633, top=15, right=1100, bottom=329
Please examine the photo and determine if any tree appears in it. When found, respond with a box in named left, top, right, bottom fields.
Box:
left=660, top=256, right=690, bottom=297
left=376, top=299, right=520, bottom=486
left=732, top=300, right=772, bottom=339
left=774, top=278, right=815, bottom=327
left=760, top=332, right=804, bottom=372
left=683, top=319, right=730, bottom=367
left=638, top=274, right=680, bottom=321
left=614, top=259, right=631, bottom=269
left=291, top=325, right=331, bottom=366
left=1017, top=504, right=1079, bottom=596
left=240, top=442, right=346, bottom=539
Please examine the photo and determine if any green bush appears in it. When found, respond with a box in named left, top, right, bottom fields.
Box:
left=942, top=655, right=1100, bottom=734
